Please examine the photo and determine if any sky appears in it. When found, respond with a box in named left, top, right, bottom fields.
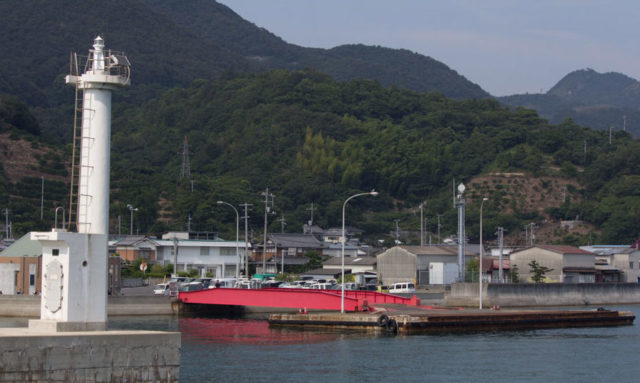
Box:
left=217, top=0, right=640, bottom=96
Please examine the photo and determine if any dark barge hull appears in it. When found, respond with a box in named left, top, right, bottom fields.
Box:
left=269, top=308, right=635, bottom=334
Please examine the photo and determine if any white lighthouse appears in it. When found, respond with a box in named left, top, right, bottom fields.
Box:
left=29, top=37, right=130, bottom=332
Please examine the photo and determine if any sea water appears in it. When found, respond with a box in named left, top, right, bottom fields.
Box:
left=108, top=305, right=640, bottom=383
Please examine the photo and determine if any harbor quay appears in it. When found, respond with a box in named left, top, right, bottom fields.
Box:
left=269, top=307, right=635, bottom=335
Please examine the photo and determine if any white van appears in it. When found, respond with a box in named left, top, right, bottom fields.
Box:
left=388, top=282, right=416, bottom=294
left=153, top=283, right=170, bottom=295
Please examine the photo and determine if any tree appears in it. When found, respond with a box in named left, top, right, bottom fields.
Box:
left=528, top=260, right=553, bottom=283
left=465, top=258, right=478, bottom=282
left=508, top=264, right=520, bottom=283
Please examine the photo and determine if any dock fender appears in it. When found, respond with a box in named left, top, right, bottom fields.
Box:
left=385, top=319, right=398, bottom=335
left=377, top=314, right=389, bottom=327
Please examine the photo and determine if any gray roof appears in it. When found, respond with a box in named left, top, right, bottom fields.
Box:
left=323, top=256, right=377, bottom=266
left=0, top=233, right=42, bottom=257
left=268, top=233, right=324, bottom=248
left=398, top=245, right=475, bottom=256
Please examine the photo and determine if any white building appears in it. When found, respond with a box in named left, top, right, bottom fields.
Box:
left=114, top=232, right=249, bottom=278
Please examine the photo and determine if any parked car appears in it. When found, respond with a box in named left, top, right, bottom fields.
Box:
left=153, top=283, right=170, bottom=295
left=179, top=281, right=204, bottom=292
left=388, top=282, right=415, bottom=294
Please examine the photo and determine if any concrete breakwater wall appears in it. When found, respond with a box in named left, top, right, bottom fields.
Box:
left=0, top=296, right=175, bottom=318
left=448, top=283, right=640, bottom=307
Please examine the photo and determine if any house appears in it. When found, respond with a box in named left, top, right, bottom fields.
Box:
left=510, top=245, right=596, bottom=283
left=376, top=245, right=476, bottom=286
left=253, top=233, right=325, bottom=273
left=113, top=236, right=158, bottom=261
left=322, top=256, right=377, bottom=285
left=580, top=245, right=640, bottom=283
left=154, top=233, right=248, bottom=278
left=321, top=226, right=364, bottom=244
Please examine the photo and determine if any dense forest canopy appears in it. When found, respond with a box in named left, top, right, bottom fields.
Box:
left=103, top=70, right=639, bottom=245
left=1, top=1, right=640, bottom=245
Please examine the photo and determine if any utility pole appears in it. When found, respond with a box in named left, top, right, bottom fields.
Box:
left=424, top=218, right=428, bottom=247
left=261, top=188, right=275, bottom=273
left=279, top=214, right=286, bottom=233
left=609, top=125, right=613, bottom=145
left=40, top=176, right=44, bottom=221
left=240, top=203, right=252, bottom=278
left=530, top=223, right=536, bottom=246
left=306, top=202, right=315, bottom=225
left=3, top=208, right=9, bottom=240
left=394, top=219, right=400, bottom=243
left=437, top=214, right=442, bottom=244
left=419, top=204, right=424, bottom=247
left=524, top=224, right=529, bottom=246
left=498, top=226, right=504, bottom=281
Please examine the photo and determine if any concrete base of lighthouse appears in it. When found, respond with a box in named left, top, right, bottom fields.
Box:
left=0, top=327, right=181, bottom=382
left=30, top=230, right=108, bottom=331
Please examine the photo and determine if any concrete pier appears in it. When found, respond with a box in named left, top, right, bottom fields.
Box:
left=269, top=307, right=635, bottom=334
left=0, top=328, right=180, bottom=382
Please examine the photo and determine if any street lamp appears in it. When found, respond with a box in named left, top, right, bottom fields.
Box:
left=341, top=190, right=378, bottom=313
left=218, top=201, right=240, bottom=280
left=127, top=204, right=138, bottom=236
left=479, top=197, right=488, bottom=310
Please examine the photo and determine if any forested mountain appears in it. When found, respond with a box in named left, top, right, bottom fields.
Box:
left=2, top=68, right=640, bottom=245
left=141, top=0, right=488, bottom=99
left=2, top=1, right=640, bottom=246
left=500, top=69, right=640, bottom=137
left=104, top=70, right=640, bottom=245
left=0, top=0, right=486, bottom=123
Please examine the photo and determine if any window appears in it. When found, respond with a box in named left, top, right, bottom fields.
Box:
left=52, top=249, right=59, bottom=256
left=630, top=261, right=634, bottom=270
left=220, top=248, right=236, bottom=256
left=200, top=247, right=210, bottom=256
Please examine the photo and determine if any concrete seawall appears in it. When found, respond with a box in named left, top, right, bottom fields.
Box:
left=448, top=283, right=640, bottom=307
left=0, top=296, right=175, bottom=318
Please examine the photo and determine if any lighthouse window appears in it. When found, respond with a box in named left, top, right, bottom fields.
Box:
left=52, top=249, right=59, bottom=256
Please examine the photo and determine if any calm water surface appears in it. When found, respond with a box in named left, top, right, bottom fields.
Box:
left=106, top=305, right=640, bottom=383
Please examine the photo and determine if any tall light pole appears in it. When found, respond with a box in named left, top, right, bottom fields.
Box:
left=479, top=197, right=488, bottom=309
left=341, top=190, right=378, bottom=313
left=127, top=204, right=138, bottom=236
left=218, top=201, right=240, bottom=280
left=240, top=203, right=252, bottom=278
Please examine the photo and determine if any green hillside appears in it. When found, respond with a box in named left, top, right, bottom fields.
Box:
left=103, top=70, right=640, bottom=244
